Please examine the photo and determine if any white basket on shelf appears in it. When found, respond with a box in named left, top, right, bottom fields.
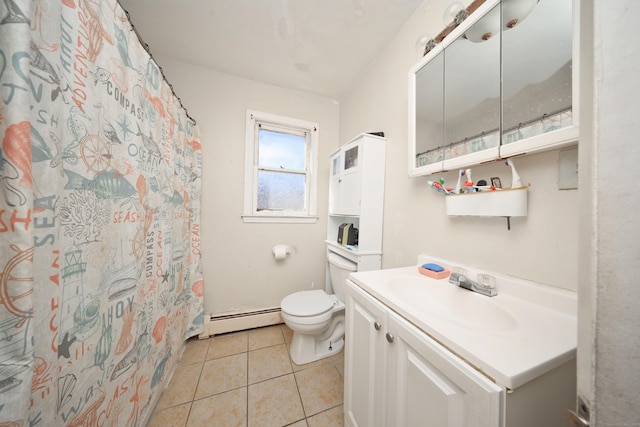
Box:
left=445, top=185, right=529, bottom=217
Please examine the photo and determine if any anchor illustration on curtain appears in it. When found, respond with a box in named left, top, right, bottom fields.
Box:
left=0, top=0, right=204, bottom=424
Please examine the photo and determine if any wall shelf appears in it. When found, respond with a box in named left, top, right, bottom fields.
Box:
left=445, top=185, right=529, bottom=217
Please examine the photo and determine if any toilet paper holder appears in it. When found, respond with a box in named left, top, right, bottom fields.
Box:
left=272, top=244, right=291, bottom=260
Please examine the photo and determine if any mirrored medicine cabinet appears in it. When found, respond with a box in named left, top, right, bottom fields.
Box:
left=409, top=0, right=578, bottom=177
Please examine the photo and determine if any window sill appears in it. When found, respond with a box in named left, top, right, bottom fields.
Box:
left=241, top=215, right=319, bottom=224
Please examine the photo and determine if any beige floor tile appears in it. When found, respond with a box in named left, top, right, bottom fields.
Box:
left=150, top=326, right=346, bottom=427
left=248, top=343, right=292, bottom=384
left=248, top=325, right=285, bottom=350
left=195, top=352, right=247, bottom=399
left=248, top=374, right=305, bottom=427
left=280, top=324, right=294, bottom=343
left=180, top=338, right=210, bottom=366
left=148, top=402, right=191, bottom=427
left=156, top=362, right=202, bottom=410
left=207, top=331, right=248, bottom=360
left=295, top=364, right=344, bottom=417
left=330, top=352, right=345, bottom=378
left=187, top=387, right=247, bottom=427
left=306, top=405, right=344, bottom=427
left=291, top=357, right=326, bottom=372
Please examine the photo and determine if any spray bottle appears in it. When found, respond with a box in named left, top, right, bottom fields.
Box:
left=506, top=158, right=522, bottom=188
left=455, top=169, right=464, bottom=194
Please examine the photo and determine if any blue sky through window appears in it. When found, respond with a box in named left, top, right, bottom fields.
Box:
left=258, top=129, right=306, bottom=170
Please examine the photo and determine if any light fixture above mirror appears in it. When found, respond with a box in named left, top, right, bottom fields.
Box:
left=420, top=0, right=540, bottom=54
left=442, top=1, right=468, bottom=26
left=463, top=0, right=539, bottom=42
left=502, top=0, right=539, bottom=29
left=463, top=3, right=500, bottom=42
left=420, top=0, right=486, bottom=55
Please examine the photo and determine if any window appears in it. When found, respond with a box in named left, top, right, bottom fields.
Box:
left=243, top=110, right=319, bottom=223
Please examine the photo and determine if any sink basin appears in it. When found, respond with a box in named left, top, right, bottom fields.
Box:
left=349, top=261, right=578, bottom=390
left=385, top=275, right=517, bottom=331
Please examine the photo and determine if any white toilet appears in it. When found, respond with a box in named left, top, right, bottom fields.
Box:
left=280, top=251, right=357, bottom=365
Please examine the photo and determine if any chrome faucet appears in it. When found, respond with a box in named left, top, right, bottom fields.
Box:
left=449, top=272, right=497, bottom=297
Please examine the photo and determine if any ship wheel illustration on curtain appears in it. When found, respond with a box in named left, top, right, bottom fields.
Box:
left=79, top=133, right=111, bottom=173
left=78, top=103, right=124, bottom=173
left=0, top=244, right=33, bottom=328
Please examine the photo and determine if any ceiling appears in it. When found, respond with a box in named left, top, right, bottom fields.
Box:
left=117, top=0, right=423, bottom=101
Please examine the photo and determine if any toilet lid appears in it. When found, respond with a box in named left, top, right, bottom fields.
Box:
left=281, top=290, right=334, bottom=317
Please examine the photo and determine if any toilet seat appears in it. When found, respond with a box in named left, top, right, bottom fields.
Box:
left=281, top=290, right=333, bottom=317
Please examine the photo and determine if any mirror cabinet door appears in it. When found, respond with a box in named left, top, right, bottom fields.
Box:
left=414, top=50, right=445, bottom=173
left=408, top=0, right=577, bottom=177
left=502, top=0, right=574, bottom=146
left=443, top=2, right=501, bottom=168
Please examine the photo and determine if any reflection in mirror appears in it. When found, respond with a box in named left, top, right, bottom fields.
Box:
left=502, top=0, right=573, bottom=144
left=415, top=51, right=444, bottom=168
left=409, top=0, right=575, bottom=177
left=444, top=3, right=501, bottom=160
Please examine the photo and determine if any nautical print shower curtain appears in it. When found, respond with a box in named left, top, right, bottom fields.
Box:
left=0, top=0, right=204, bottom=424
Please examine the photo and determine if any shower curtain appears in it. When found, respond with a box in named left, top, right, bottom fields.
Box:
left=0, top=0, right=203, bottom=424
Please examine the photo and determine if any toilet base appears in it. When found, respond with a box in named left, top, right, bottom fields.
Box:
left=288, top=313, right=345, bottom=365
left=289, top=332, right=344, bottom=365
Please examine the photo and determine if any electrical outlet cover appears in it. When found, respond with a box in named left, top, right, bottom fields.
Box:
left=558, top=147, right=578, bottom=190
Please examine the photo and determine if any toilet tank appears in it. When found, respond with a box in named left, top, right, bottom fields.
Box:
left=327, top=251, right=357, bottom=301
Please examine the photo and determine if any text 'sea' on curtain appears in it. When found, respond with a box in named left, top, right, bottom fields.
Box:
left=0, top=0, right=204, bottom=424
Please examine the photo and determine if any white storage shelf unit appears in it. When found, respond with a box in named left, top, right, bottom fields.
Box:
left=327, top=133, right=386, bottom=272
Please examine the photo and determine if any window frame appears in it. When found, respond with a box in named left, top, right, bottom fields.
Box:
left=242, top=110, right=319, bottom=223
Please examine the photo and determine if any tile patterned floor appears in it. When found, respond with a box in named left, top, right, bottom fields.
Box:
left=148, top=324, right=345, bottom=427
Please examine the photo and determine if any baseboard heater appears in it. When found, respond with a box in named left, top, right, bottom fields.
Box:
left=199, top=306, right=282, bottom=339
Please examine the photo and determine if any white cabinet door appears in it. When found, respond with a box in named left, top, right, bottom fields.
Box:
left=330, top=142, right=361, bottom=215
left=338, top=143, right=361, bottom=215
left=386, top=311, right=503, bottom=427
left=329, top=150, right=342, bottom=214
left=329, top=146, right=361, bottom=215
left=344, top=282, right=388, bottom=427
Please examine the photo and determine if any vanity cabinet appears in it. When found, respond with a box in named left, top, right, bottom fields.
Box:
left=345, top=281, right=502, bottom=427
left=343, top=280, right=388, bottom=427
left=409, top=0, right=578, bottom=177
left=345, top=277, right=577, bottom=427
left=327, top=133, right=386, bottom=272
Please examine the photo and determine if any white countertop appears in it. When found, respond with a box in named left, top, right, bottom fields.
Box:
left=348, top=257, right=577, bottom=389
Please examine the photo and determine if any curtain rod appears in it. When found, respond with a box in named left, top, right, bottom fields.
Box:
left=117, top=1, right=196, bottom=125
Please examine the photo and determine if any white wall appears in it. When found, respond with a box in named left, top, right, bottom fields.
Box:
left=578, top=0, right=640, bottom=424
left=340, top=0, right=579, bottom=291
left=156, top=57, right=339, bottom=314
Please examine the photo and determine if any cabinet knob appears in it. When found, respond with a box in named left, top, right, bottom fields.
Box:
left=385, top=333, right=395, bottom=343
left=374, top=322, right=382, bottom=331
